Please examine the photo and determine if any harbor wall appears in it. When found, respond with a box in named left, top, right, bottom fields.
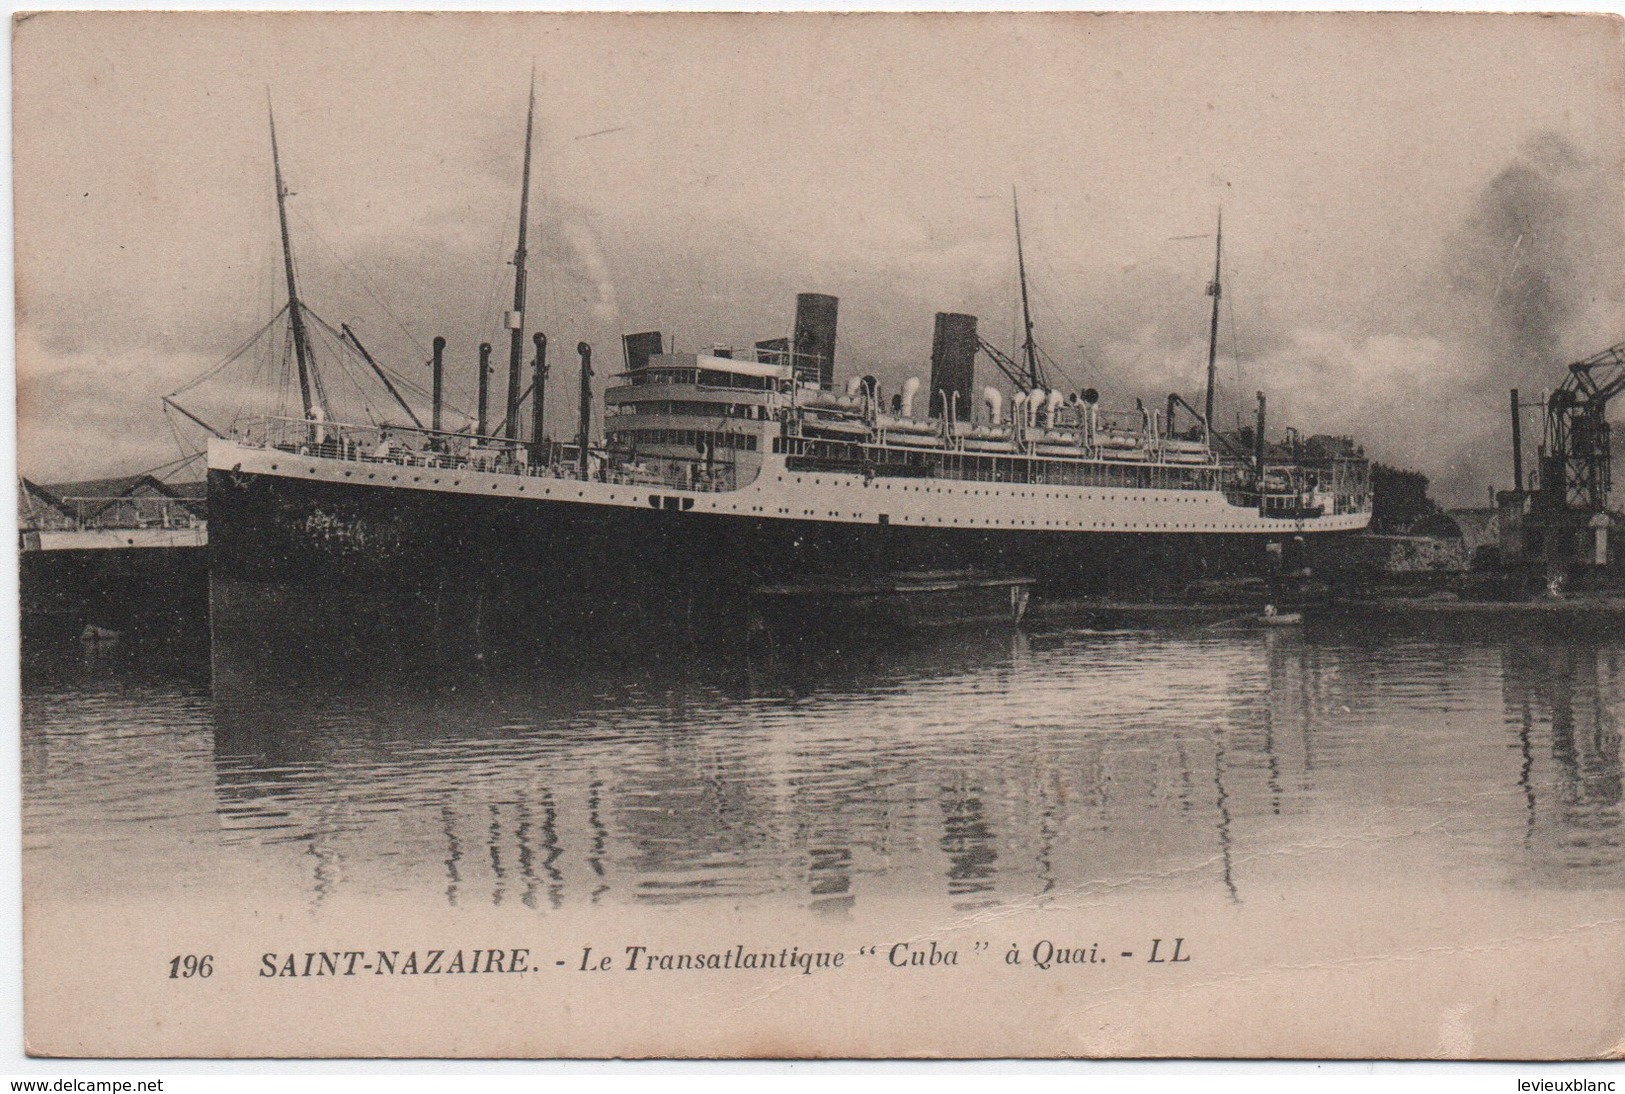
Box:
left=20, top=544, right=208, bottom=642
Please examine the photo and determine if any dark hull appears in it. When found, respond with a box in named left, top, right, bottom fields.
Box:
left=20, top=545, right=208, bottom=645
left=208, top=468, right=1355, bottom=666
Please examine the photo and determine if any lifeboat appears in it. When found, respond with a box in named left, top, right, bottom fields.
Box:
left=802, top=418, right=870, bottom=437
left=883, top=431, right=946, bottom=449
left=877, top=414, right=939, bottom=436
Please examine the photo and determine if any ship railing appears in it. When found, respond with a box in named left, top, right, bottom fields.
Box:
left=237, top=415, right=568, bottom=481
left=604, top=464, right=739, bottom=492
left=241, top=414, right=527, bottom=465
left=611, top=370, right=787, bottom=394
left=237, top=415, right=746, bottom=494
left=1221, top=458, right=1374, bottom=516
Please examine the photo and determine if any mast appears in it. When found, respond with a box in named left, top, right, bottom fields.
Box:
left=268, top=97, right=316, bottom=426
left=1204, top=208, right=1223, bottom=430
left=504, top=68, right=537, bottom=444
left=1013, top=187, right=1040, bottom=390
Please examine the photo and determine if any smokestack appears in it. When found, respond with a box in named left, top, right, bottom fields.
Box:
left=793, top=293, right=839, bottom=390
left=623, top=331, right=663, bottom=373
left=929, top=312, right=978, bottom=420
left=431, top=336, right=445, bottom=434
left=1254, top=391, right=1267, bottom=480
left=1510, top=388, right=1524, bottom=493
left=531, top=332, right=548, bottom=464
left=477, top=342, right=492, bottom=437
left=577, top=342, right=593, bottom=482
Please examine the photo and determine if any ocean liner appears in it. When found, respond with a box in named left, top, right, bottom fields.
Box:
left=193, top=91, right=1372, bottom=652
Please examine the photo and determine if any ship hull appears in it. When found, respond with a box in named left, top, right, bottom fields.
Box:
left=208, top=454, right=1361, bottom=665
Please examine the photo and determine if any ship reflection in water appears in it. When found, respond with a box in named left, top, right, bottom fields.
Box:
left=21, top=618, right=1623, bottom=914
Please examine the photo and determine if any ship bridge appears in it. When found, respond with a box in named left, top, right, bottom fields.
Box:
left=604, top=351, right=794, bottom=491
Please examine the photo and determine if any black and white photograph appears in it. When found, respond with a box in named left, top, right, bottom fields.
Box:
left=12, top=10, right=1625, bottom=1059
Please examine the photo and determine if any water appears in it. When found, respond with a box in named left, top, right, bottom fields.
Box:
left=21, top=618, right=1624, bottom=917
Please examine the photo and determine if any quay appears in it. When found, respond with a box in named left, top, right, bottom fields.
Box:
left=19, top=473, right=207, bottom=641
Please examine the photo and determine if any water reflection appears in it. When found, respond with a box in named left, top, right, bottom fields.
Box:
left=1502, top=642, right=1623, bottom=882
left=20, top=616, right=1624, bottom=915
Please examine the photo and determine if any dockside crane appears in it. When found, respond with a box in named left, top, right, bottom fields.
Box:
left=1502, top=340, right=1625, bottom=577
left=1536, top=341, right=1625, bottom=514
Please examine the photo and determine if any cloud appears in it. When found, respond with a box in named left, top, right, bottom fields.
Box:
left=13, top=18, right=1623, bottom=510
left=1443, top=133, right=1598, bottom=382
left=34, top=130, right=1617, bottom=508
left=16, top=328, right=217, bottom=483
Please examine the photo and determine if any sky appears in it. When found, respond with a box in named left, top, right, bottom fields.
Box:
left=13, top=11, right=1625, bottom=504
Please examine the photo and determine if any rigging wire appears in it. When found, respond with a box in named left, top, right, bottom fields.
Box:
left=164, top=409, right=195, bottom=463
left=291, top=203, right=432, bottom=362
left=477, top=222, right=512, bottom=361
left=307, top=317, right=376, bottom=426
left=535, top=190, right=559, bottom=440
left=308, top=325, right=333, bottom=419
left=1034, top=344, right=1078, bottom=392
left=227, top=364, right=253, bottom=430
left=305, top=309, right=439, bottom=407
left=994, top=201, right=1086, bottom=394
left=1030, top=251, right=1093, bottom=370
left=231, top=323, right=280, bottom=430
left=144, top=449, right=203, bottom=481
left=168, top=146, right=527, bottom=436
left=996, top=245, right=1080, bottom=392
left=170, top=305, right=290, bottom=396
left=1224, top=258, right=1244, bottom=429
left=278, top=326, right=295, bottom=422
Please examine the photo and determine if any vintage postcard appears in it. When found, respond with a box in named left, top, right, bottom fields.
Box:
left=14, top=11, right=1625, bottom=1059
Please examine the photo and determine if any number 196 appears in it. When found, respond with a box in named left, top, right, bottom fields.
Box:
left=168, top=954, right=213, bottom=978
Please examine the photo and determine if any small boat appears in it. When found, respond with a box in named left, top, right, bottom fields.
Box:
left=750, top=571, right=1035, bottom=633
left=1259, top=606, right=1302, bottom=626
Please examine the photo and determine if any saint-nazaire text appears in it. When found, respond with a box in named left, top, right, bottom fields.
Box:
left=259, top=949, right=532, bottom=977
left=244, top=938, right=1194, bottom=979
